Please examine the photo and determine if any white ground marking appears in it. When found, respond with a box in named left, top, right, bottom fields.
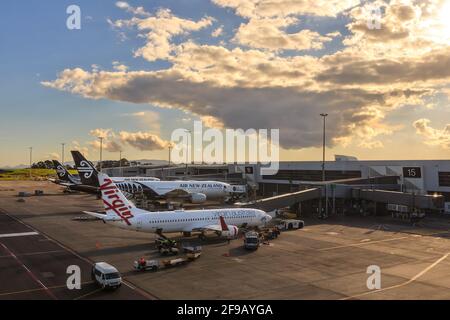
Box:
left=0, top=231, right=39, bottom=238
left=341, top=252, right=450, bottom=300
left=318, top=236, right=410, bottom=251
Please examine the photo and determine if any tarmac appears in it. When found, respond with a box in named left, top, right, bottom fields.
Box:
left=2, top=180, right=450, bottom=299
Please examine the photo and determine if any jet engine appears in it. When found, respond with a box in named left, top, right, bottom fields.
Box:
left=220, top=225, right=239, bottom=239
left=190, top=192, right=207, bottom=204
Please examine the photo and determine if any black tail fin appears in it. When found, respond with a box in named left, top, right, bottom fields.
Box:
left=52, top=160, right=74, bottom=183
left=71, top=151, right=99, bottom=187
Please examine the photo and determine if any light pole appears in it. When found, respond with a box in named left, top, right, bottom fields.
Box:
left=29, top=147, right=33, bottom=178
left=61, top=143, right=65, bottom=165
left=320, top=113, right=328, bottom=218
left=168, top=144, right=172, bottom=166
left=184, top=130, right=191, bottom=176
left=320, top=113, right=328, bottom=182
left=99, top=137, right=103, bottom=172
left=119, top=150, right=123, bottom=177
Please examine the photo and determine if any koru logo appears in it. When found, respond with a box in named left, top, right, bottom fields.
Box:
left=77, top=160, right=94, bottom=179
left=56, top=165, right=66, bottom=178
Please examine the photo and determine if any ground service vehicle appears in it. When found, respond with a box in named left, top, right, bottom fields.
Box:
left=244, top=231, right=260, bottom=250
left=91, top=262, right=122, bottom=290
left=277, top=219, right=304, bottom=230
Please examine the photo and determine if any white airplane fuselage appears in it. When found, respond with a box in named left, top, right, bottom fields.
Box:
left=115, top=180, right=232, bottom=199
left=106, top=208, right=269, bottom=233
left=111, top=177, right=160, bottom=182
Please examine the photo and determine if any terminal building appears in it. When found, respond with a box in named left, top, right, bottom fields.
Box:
left=103, top=157, right=450, bottom=215
left=104, top=158, right=450, bottom=200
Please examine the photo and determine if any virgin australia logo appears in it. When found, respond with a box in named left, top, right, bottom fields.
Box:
left=77, top=160, right=94, bottom=179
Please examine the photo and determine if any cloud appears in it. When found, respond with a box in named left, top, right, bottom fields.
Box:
left=119, top=131, right=169, bottom=151
left=317, top=46, right=450, bottom=86
left=110, top=8, right=214, bottom=61
left=88, top=129, right=123, bottom=152
left=122, top=110, right=162, bottom=132
left=112, top=61, right=129, bottom=72
left=201, top=116, right=224, bottom=128
left=48, top=152, right=60, bottom=160
left=211, top=26, right=224, bottom=37
left=42, top=1, right=450, bottom=153
left=43, top=65, right=416, bottom=149
left=115, top=1, right=150, bottom=17
left=413, top=118, right=450, bottom=149
left=71, top=140, right=90, bottom=156
left=212, top=0, right=360, bottom=18
left=233, top=17, right=332, bottom=51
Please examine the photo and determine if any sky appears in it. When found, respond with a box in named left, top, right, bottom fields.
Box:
left=0, top=0, right=449, bottom=167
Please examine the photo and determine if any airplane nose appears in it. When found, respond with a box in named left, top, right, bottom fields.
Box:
left=260, top=211, right=272, bottom=223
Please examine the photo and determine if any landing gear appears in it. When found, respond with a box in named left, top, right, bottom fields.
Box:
left=198, top=233, right=207, bottom=241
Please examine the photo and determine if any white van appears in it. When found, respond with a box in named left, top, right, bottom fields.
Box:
left=91, top=262, right=122, bottom=290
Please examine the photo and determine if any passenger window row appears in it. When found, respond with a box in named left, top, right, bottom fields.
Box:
left=117, top=183, right=143, bottom=193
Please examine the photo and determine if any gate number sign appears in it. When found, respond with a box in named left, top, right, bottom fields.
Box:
left=403, top=167, right=422, bottom=178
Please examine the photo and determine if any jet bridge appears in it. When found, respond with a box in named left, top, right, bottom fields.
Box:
left=352, top=189, right=444, bottom=210
left=236, top=188, right=321, bottom=212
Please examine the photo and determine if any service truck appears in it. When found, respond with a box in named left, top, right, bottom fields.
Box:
left=244, top=231, right=260, bottom=250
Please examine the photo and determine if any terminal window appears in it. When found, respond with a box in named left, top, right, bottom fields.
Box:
left=262, top=169, right=361, bottom=181
left=438, top=172, right=450, bottom=187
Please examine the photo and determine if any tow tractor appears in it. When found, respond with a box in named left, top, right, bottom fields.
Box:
left=276, top=219, right=304, bottom=231
left=155, top=235, right=179, bottom=256
left=134, top=245, right=202, bottom=272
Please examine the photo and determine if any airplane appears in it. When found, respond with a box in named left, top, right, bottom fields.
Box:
left=50, top=158, right=159, bottom=196
left=83, top=172, right=272, bottom=239
left=49, top=160, right=99, bottom=194
left=51, top=160, right=80, bottom=185
left=71, top=150, right=246, bottom=204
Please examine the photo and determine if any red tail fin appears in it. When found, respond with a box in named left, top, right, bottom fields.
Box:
left=219, top=216, right=229, bottom=231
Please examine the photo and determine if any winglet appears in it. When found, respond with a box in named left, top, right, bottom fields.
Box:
left=219, top=216, right=229, bottom=231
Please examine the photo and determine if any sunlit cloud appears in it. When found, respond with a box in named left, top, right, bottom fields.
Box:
left=42, top=0, right=450, bottom=155
left=413, top=118, right=450, bottom=149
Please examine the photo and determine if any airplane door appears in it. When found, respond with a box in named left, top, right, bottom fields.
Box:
left=136, top=220, right=142, bottom=231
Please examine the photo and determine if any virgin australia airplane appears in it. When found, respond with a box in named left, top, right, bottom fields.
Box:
left=84, top=172, right=271, bottom=238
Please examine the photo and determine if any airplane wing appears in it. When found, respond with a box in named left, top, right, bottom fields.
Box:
left=164, top=189, right=191, bottom=199
left=191, top=217, right=231, bottom=233
left=191, top=224, right=223, bottom=232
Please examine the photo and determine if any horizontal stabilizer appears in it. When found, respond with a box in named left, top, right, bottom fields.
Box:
left=83, top=211, right=123, bottom=222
